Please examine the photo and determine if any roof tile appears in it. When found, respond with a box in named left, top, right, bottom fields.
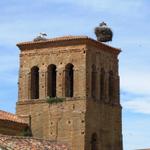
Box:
left=0, top=134, right=69, bottom=150
left=0, top=110, right=26, bottom=124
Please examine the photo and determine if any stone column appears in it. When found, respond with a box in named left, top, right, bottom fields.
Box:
left=62, top=69, right=66, bottom=97
left=19, top=69, right=30, bottom=101
left=18, top=71, right=23, bottom=101
left=56, top=67, right=62, bottom=97
left=73, top=67, right=79, bottom=98
left=25, top=71, right=30, bottom=100
left=99, top=71, right=101, bottom=101
left=114, top=75, right=120, bottom=105
left=39, top=69, right=47, bottom=99
left=96, top=53, right=100, bottom=101
left=104, top=71, right=109, bottom=103
left=96, top=71, right=100, bottom=101
left=81, top=68, right=86, bottom=98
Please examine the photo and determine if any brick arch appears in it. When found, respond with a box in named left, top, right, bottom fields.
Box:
left=65, top=63, right=74, bottom=97
left=31, top=66, right=39, bottom=99
left=108, top=70, right=114, bottom=103
left=47, top=64, right=57, bottom=97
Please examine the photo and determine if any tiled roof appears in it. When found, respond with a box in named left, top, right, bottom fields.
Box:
left=0, top=110, right=27, bottom=124
left=0, top=134, right=69, bottom=150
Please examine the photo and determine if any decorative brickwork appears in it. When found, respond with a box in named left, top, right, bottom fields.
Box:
left=16, top=35, right=123, bottom=150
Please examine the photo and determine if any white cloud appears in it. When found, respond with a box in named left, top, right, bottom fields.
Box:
left=120, top=66, right=150, bottom=115
left=120, top=69, right=150, bottom=95
left=123, top=96, right=150, bottom=114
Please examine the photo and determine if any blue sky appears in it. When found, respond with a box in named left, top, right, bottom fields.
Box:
left=0, top=0, right=150, bottom=149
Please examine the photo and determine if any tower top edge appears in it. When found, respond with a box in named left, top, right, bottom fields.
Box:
left=16, top=35, right=121, bottom=54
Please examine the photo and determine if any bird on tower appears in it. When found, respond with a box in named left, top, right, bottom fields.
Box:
left=33, top=32, right=48, bottom=42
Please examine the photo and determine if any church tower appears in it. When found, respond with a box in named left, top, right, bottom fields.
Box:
left=16, top=32, right=123, bottom=149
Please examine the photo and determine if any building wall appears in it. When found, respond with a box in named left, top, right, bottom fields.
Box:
left=16, top=38, right=122, bottom=150
left=85, top=44, right=122, bottom=150
left=17, top=99, right=86, bottom=149
left=17, top=42, right=87, bottom=150
left=18, top=44, right=86, bottom=100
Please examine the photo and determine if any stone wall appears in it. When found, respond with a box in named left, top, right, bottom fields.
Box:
left=16, top=36, right=123, bottom=150
left=85, top=44, right=122, bottom=150
left=17, top=99, right=86, bottom=150
left=18, top=44, right=86, bottom=100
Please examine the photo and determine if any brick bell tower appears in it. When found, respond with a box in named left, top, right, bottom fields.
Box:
left=16, top=26, right=123, bottom=149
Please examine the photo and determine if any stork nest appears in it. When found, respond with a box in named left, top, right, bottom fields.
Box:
left=95, top=23, right=113, bottom=42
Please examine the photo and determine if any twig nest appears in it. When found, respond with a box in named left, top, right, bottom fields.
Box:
left=95, top=22, right=113, bottom=42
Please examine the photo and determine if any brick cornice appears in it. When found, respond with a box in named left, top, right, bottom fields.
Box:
left=17, top=35, right=121, bottom=55
left=17, top=97, right=86, bottom=105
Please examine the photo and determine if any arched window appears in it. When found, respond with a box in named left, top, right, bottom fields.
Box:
left=109, top=71, right=114, bottom=102
left=91, top=65, right=96, bottom=99
left=100, top=68, right=105, bottom=100
left=47, top=64, right=57, bottom=97
left=91, top=133, right=98, bottom=150
left=65, top=63, right=74, bottom=97
left=31, top=66, right=39, bottom=99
